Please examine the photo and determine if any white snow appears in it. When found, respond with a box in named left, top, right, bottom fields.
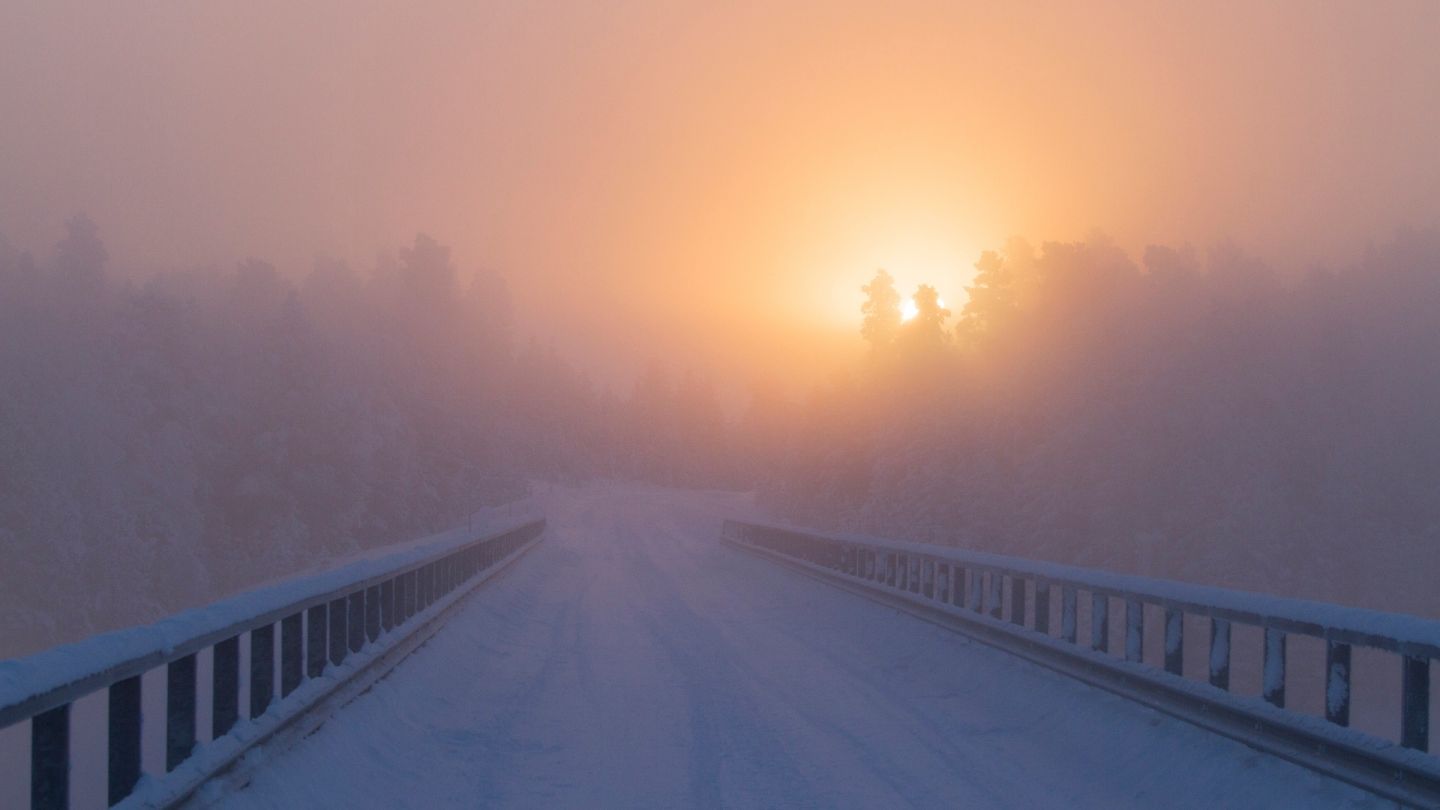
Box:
left=212, top=485, right=1385, bottom=809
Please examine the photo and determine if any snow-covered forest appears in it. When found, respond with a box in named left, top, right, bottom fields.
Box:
left=7, top=214, right=1440, bottom=659
left=0, top=217, right=737, bottom=656
left=759, top=229, right=1440, bottom=619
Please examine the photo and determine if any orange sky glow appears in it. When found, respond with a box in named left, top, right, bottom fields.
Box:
left=3, top=1, right=1438, bottom=395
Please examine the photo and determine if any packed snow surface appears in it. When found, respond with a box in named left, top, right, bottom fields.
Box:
left=215, top=485, right=1384, bottom=809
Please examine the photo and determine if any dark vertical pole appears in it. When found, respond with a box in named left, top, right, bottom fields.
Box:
left=108, top=675, right=142, bottom=805
left=1164, top=609, right=1184, bottom=675
left=348, top=591, right=365, bottom=653
left=212, top=635, right=240, bottom=737
left=329, top=597, right=348, bottom=665
left=887, top=554, right=897, bottom=587
left=381, top=579, right=395, bottom=633
left=1125, top=599, right=1143, bottom=663
left=1325, top=641, right=1351, bottom=726
left=1062, top=586, right=1077, bottom=643
left=166, top=654, right=197, bottom=771
left=1010, top=577, right=1026, bottom=626
left=281, top=613, right=303, bottom=698
left=365, top=585, right=381, bottom=642
left=988, top=573, right=1002, bottom=619
left=1035, top=584, right=1050, bottom=635
left=922, top=561, right=934, bottom=598
left=31, top=703, right=69, bottom=810
left=250, top=624, right=275, bottom=719
left=1263, top=628, right=1287, bottom=708
left=1402, top=656, right=1430, bottom=751
left=952, top=566, right=966, bottom=608
left=1091, top=594, right=1109, bottom=653
left=306, top=604, right=328, bottom=678
left=1209, top=618, right=1231, bottom=690
left=395, top=576, right=408, bottom=625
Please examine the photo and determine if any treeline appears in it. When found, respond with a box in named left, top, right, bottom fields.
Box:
left=760, top=230, right=1440, bottom=616
left=0, top=217, right=736, bottom=655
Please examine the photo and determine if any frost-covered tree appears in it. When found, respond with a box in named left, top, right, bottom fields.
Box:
left=765, top=229, right=1440, bottom=620
left=2, top=220, right=745, bottom=656
left=860, top=269, right=902, bottom=353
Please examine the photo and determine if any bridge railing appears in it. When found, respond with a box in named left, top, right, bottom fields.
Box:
left=0, top=516, right=546, bottom=810
left=723, top=518, right=1440, bottom=804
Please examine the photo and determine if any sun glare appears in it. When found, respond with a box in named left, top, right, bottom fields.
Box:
left=899, top=297, right=946, bottom=322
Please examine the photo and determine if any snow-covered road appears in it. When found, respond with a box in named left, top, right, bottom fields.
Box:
left=215, top=485, right=1383, bottom=809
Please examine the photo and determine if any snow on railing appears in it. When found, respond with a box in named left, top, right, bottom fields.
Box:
left=1, top=516, right=546, bottom=810
left=723, top=518, right=1440, bottom=806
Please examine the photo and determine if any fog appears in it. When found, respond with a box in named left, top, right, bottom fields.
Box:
left=4, top=2, right=1439, bottom=392
left=766, top=230, right=1440, bottom=620
left=3, top=2, right=1440, bottom=658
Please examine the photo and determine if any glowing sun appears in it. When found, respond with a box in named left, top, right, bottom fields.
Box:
left=900, top=297, right=945, bottom=322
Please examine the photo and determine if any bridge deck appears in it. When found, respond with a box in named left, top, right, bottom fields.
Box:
left=214, top=486, right=1383, bottom=808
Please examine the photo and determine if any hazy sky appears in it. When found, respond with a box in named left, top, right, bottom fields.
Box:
left=3, top=1, right=1438, bottom=391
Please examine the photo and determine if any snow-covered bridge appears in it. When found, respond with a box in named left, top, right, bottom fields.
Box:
left=3, top=487, right=1436, bottom=808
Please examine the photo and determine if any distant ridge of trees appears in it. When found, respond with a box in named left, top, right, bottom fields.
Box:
left=9, top=213, right=1440, bottom=650
left=0, top=217, right=737, bottom=656
left=759, top=230, right=1440, bottom=619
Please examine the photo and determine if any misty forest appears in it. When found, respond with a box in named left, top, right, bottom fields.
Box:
left=6, top=220, right=1440, bottom=653
left=4, top=3, right=1440, bottom=809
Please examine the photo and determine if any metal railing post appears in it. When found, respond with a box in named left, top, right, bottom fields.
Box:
left=1326, top=641, right=1351, bottom=726
left=1164, top=609, right=1184, bottom=676
left=250, top=624, right=275, bottom=718
left=1209, top=618, right=1231, bottom=690
left=1403, top=656, right=1431, bottom=751
left=1010, top=577, right=1026, bottom=626
left=1091, top=593, right=1109, bottom=653
left=213, top=635, right=240, bottom=735
left=31, top=703, right=69, bottom=810
left=281, top=613, right=304, bottom=697
left=1125, top=599, right=1143, bottom=663
left=108, top=675, right=142, bottom=805
left=166, top=654, right=197, bottom=771
left=1264, top=629, right=1287, bottom=708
